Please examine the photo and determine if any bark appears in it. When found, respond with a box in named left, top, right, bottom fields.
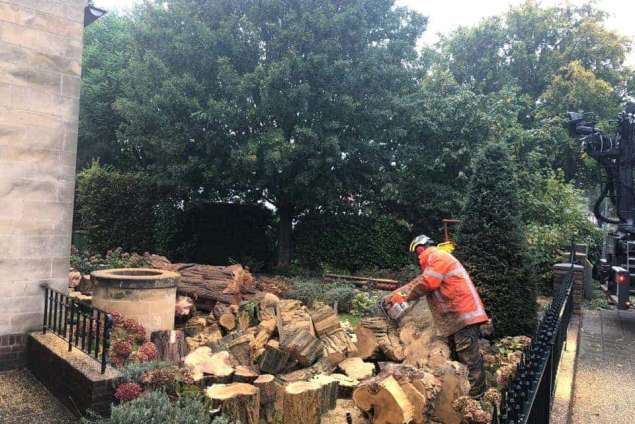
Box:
left=150, top=330, right=189, bottom=363
left=277, top=200, right=293, bottom=268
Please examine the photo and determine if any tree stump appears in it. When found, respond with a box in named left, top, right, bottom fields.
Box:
left=206, top=383, right=260, bottom=424
left=283, top=381, right=322, bottom=424
left=254, top=374, right=277, bottom=422
left=150, top=330, right=189, bottom=363
left=312, top=374, right=339, bottom=414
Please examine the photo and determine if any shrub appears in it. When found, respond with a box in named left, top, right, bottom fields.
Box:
left=285, top=278, right=356, bottom=311
left=118, top=361, right=172, bottom=385
left=518, top=172, right=601, bottom=293
left=351, top=291, right=382, bottom=317
left=75, top=162, right=162, bottom=254
left=70, top=247, right=149, bottom=275
left=454, top=142, right=537, bottom=336
left=82, top=391, right=211, bottom=424
left=294, top=212, right=412, bottom=272
left=114, top=383, right=142, bottom=402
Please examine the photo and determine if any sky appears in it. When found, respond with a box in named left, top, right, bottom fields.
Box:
left=94, top=0, right=635, bottom=66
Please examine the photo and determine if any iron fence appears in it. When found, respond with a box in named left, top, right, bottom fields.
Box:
left=493, top=246, right=576, bottom=424
left=41, top=284, right=113, bottom=373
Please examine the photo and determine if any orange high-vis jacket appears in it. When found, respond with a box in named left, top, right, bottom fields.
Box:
left=407, top=246, right=489, bottom=336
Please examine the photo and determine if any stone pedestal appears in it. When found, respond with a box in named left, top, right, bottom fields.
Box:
left=91, top=268, right=179, bottom=336
left=553, top=263, right=584, bottom=314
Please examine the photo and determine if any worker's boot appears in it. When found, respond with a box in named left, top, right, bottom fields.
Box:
left=453, top=325, right=486, bottom=398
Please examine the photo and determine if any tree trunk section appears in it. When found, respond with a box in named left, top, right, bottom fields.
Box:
left=277, top=200, right=293, bottom=268
left=254, top=374, right=278, bottom=422
left=283, top=381, right=321, bottom=424
left=206, top=383, right=260, bottom=424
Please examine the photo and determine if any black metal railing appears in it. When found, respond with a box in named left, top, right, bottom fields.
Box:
left=493, top=244, right=576, bottom=424
left=41, top=284, right=113, bottom=373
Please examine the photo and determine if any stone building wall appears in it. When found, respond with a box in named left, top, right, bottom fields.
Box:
left=0, top=0, right=86, bottom=369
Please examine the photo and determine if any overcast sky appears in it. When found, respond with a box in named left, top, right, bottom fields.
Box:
left=94, top=0, right=635, bottom=66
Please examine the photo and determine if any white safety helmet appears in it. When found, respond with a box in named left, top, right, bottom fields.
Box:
left=409, top=234, right=433, bottom=253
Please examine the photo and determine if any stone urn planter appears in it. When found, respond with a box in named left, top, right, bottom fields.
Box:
left=91, top=268, right=180, bottom=336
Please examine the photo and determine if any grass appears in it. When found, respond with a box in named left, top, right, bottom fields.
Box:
left=338, top=313, right=361, bottom=327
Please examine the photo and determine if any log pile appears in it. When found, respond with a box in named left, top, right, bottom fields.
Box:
left=145, top=253, right=261, bottom=309
left=172, top=275, right=488, bottom=424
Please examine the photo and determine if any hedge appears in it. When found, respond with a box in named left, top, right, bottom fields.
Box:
left=294, top=212, right=412, bottom=272
left=75, top=162, right=159, bottom=254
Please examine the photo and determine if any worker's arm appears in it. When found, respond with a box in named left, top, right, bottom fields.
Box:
left=387, top=268, right=443, bottom=304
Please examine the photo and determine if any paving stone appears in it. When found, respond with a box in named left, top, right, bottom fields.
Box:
left=571, top=308, right=635, bottom=424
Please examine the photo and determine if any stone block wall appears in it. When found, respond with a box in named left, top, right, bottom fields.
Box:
left=0, top=0, right=86, bottom=368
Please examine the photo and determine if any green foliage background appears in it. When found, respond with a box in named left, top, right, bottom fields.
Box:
left=294, top=212, right=412, bottom=272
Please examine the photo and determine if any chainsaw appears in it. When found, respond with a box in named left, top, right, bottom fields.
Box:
left=377, top=294, right=412, bottom=322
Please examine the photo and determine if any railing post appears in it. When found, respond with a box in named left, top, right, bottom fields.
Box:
left=68, top=299, right=75, bottom=352
left=101, top=313, right=113, bottom=374
left=42, top=286, right=48, bottom=334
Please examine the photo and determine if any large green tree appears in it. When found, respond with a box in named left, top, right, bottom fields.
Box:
left=105, top=0, right=426, bottom=266
left=455, top=142, right=536, bottom=336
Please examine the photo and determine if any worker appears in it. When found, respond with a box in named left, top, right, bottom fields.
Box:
left=386, top=234, right=489, bottom=397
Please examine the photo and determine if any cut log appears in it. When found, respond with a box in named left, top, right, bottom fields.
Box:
left=233, top=365, right=259, bottom=383
left=330, top=373, right=359, bottom=399
left=277, top=299, right=315, bottom=343
left=429, top=361, right=470, bottom=424
left=227, top=334, right=254, bottom=366
left=150, top=330, right=189, bottom=363
left=259, top=293, right=280, bottom=321
left=253, top=318, right=277, bottom=352
left=254, top=374, right=277, bottom=423
left=184, top=347, right=235, bottom=382
left=206, top=383, right=260, bottom=424
left=352, top=375, right=415, bottom=424
left=175, top=295, right=194, bottom=317
left=321, top=328, right=357, bottom=365
left=280, top=329, right=323, bottom=367
left=337, top=357, right=374, bottom=381
left=258, top=345, right=290, bottom=374
left=209, top=331, right=244, bottom=353
left=219, top=313, right=236, bottom=332
left=184, top=315, right=208, bottom=336
left=146, top=254, right=258, bottom=307
left=355, top=317, right=404, bottom=361
left=283, top=381, right=322, bottom=424
left=310, top=303, right=341, bottom=337
left=312, top=374, right=339, bottom=414
left=400, top=382, right=427, bottom=424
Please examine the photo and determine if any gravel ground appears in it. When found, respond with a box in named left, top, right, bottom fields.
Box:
left=0, top=368, right=77, bottom=424
left=571, top=309, right=635, bottom=424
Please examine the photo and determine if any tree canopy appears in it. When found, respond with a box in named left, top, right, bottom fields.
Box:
left=77, top=0, right=630, bottom=271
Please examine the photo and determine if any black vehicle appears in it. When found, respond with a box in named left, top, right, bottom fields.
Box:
left=567, top=103, right=635, bottom=309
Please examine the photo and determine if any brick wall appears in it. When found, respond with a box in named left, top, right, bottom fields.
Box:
left=0, top=333, right=26, bottom=370
left=0, top=0, right=86, bottom=369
